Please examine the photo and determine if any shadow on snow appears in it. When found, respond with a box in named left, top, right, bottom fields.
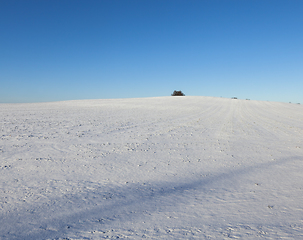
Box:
left=1, top=155, right=302, bottom=239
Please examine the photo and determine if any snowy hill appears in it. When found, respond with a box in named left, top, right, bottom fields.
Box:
left=1, top=96, right=303, bottom=239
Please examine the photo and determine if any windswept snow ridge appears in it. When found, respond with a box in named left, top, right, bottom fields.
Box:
left=1, top=96, right=303, bottom=239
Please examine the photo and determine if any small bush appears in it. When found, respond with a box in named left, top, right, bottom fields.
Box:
left=171, top=90, right=185, bottom=96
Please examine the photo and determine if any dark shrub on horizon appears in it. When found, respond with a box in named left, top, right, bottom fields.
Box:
left=171, top=90, right=185, bottom=96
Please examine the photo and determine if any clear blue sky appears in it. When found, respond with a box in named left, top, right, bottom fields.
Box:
left=1, top=0, right=302, bottom=103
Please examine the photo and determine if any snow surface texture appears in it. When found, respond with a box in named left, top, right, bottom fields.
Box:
left=1, top=96, right=303, bottom=239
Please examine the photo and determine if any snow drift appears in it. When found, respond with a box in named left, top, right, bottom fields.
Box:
left=1, top=96, right=303, bottom=239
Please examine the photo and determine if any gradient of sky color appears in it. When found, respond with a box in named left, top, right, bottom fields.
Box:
left=1, top=0, right=302, bottom=103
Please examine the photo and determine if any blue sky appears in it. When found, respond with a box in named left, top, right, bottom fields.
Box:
left=1, top=0, right=302, bottom=103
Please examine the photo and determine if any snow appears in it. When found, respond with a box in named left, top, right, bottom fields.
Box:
left=1, top=96, right=303, bottom=239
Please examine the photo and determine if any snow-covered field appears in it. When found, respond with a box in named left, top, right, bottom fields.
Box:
left=1, top=96, right=303, bottom=239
